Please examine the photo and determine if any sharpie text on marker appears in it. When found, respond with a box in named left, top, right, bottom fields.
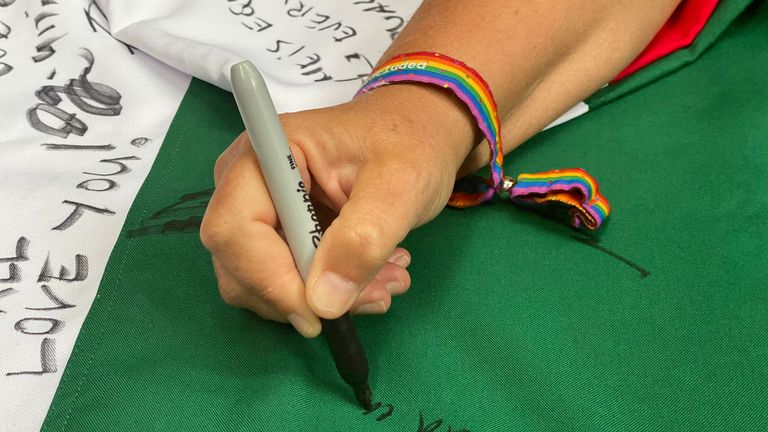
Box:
left=297, top=180, right=323, bottom=248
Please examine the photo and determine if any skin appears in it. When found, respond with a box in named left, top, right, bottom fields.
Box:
left=200, top=0, right=682, bottom=337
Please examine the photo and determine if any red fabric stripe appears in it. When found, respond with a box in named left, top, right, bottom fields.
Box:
left=613, top=0, right=720, bottom=82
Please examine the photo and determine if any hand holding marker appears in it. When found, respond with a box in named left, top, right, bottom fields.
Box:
left=230, top=61, right=373, bottom=409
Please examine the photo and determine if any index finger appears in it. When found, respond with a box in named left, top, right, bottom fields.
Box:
left=201, top=137, right=321, bottom=337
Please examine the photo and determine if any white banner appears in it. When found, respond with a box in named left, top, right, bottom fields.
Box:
left=99, top=0, right=422, bottom=112
left=0, top=1, right=190, bottom=430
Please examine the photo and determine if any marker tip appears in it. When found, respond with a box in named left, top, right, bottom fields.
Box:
left=355, top=383, right=373, bottom=410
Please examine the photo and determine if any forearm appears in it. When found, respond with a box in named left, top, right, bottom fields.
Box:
left=360, top=0, right=682, bottom=171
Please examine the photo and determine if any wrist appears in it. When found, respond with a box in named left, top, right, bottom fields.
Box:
left=347, top=83, right=480, bottom=168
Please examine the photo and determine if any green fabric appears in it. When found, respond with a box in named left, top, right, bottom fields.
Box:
left=43, top=4, right=767, bottom=431
left=586, top=0, right=755, bottom=108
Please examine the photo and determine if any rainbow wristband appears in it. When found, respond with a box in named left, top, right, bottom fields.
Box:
left=356, top=52, right=610, bottom=230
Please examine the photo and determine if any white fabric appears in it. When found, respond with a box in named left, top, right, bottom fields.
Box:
left=0, top=2, right=189, bottom=430
left=99, top=0, right=422, bottom=113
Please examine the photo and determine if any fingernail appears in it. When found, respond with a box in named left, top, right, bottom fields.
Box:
left=310, top=271, right=359, bottom=315
left=388, top=253, right=410, bottom=268
left=287, top=313, right=319, bottom=338
left=385, top=280, right=405, bottom=295
left=354, top=301, right=387, bottom=314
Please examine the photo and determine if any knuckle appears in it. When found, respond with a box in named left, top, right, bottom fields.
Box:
left=198, top=215, right=227, bottom=252
left=215, top=268, right=288, bottom=311
left=252, top=270, right=293, bottom=305
left=251, top=280, right=279, bottom=303
left=213, top=133, right=248, bottom=182
left=334, top=219, right=389, bottom=265
left=217, top=281, right=243, bottom=308
left=213, top=148, right=228, bottom=171
left=245, top=267, right=297, bottom=312
left=213, top=152, right=228, bottom=181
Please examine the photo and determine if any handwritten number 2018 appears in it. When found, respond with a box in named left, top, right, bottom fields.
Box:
left=26, top=48, right=122, bottom=138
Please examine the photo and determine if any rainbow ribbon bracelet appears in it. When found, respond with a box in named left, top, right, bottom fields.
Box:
left=355, top=52, right=610, bottom=230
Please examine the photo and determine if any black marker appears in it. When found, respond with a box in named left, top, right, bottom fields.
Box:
left=230, top=61, right=372, bottom=410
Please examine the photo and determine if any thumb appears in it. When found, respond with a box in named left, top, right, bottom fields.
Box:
left=306, top=167, right=419, bottom=319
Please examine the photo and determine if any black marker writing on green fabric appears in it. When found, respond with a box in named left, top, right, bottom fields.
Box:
left=125, top=189, right=212, bottom=238
left=572, top=233, right=650, bottom=278
left=362, top=400, right=471, bottom=432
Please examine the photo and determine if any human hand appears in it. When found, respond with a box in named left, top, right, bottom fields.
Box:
left=200, top=84, right=476, bottom=337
